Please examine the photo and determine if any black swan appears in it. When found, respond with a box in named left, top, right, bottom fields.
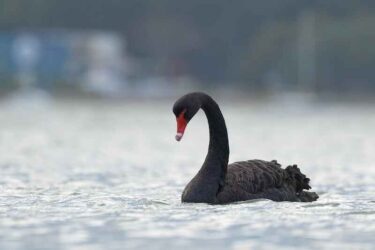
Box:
left=173, top=92, right=318, bottom=204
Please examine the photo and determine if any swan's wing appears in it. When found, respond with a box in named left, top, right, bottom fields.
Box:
left=216, top=160, right=318, bottom=203
left=224, top=160, right=289, bottom=194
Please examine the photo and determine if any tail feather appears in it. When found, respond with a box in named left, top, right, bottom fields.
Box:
left=286, top=164, right=319, bottom=202
left=286, top=164, right=311, bottom=192
left=299, top=191, right=319, bottom=202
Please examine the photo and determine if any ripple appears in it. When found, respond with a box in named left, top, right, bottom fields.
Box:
left=1, top=100, right=375, bottom=250
left=302, top=202, right=341, bottom=208
left=344, top=211, right=375, bottom=215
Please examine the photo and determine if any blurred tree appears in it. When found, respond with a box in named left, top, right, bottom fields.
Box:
left=0, top=0, right=374, bottom=91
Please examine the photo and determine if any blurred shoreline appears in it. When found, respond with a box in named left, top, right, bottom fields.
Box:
left=1, top=85, right=375, bottom=106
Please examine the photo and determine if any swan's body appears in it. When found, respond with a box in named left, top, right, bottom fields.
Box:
left=173, top=92, right=318, bottom=204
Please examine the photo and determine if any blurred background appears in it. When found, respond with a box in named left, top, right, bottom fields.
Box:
left=0, top=0, right=374, bottom=98
left=1, top=1, right=375, bottom=250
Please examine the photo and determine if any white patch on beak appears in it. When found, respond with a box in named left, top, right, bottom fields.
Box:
left=175, top=132, right=183, bottom=141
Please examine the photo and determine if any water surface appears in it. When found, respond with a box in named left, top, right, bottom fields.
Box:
left=0, top=95, right=374, bottom=249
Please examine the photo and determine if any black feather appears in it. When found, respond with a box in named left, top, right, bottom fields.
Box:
left=216, top=160, right=318, bottom=204
left=175, top=92, right=319, bottom=204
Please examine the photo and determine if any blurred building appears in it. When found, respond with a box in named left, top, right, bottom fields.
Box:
left=0, top=31, right=131, bottom=97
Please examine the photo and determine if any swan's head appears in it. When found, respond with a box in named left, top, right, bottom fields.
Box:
left=173, top=93, right=201, bottom=141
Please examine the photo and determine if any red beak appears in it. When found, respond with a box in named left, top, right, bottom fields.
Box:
left=176, top=110, right=187, bottom=141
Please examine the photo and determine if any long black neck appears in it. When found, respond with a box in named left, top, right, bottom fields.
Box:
left=192, top=94, right=229, bottom=201
left=181, top=93, right=230, bottom=203
left=200, top=94, right=229, bottom=180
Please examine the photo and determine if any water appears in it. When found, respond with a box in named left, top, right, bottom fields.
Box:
left=0, top=94, right=374, bottom=250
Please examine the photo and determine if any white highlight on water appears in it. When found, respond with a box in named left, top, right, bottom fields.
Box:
left=0, top=95, right=374, bottom=250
